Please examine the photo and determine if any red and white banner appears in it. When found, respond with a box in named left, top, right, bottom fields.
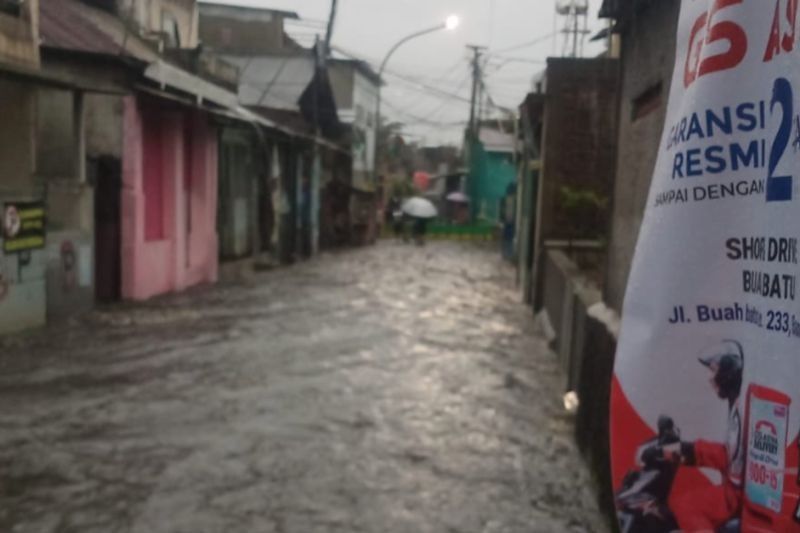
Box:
left=611, top=1, right=800, bottom=531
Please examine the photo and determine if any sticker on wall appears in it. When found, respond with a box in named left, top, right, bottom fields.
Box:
left=611, top=2, right=800, bottom=532
left=60, top=241, right=76, bottom=292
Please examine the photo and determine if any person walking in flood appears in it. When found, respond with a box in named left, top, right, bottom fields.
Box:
left=400, top=197, right=437, bottom=246
left=412, top=217, right=428, bottom=246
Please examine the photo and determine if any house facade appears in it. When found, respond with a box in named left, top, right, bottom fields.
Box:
left=328, top=59, right=380, bottom=242
left=38, top=0, right=230, bottom=302
left=0, top=0, right=49, bottom=333
left=198, top=2, right=352, bottom=259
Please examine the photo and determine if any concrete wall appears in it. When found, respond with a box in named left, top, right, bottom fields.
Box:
left=0, top=80, right=36, bottom=195
left=0, top=246, right=46, bottom=335
left=36, top=89, right=75, bottom=179
left=604, top=0, right=680, bottom=311
left=85, top=94, right=124, bottom=159
left=0, top=79, right=44, bottom=334
left=329, top=62, right=355, bottom=112
left=119, top=0, right=199, bottom=49
left=0, top=0, right=39, bottom=67
left=45, top=229, right=93, bottom=318
left=330, top=62, right=378, bottom=192
left=198, top=5, right=285, bottom=54
left=539, top=248, right=620, bottom=521
left=36, top=88, right=96, bottom=321
left=121, top=96, right=218, bottom=301
left=350, top=70, right=378, bottom=190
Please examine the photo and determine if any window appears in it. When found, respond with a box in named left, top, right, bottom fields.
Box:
left=0, top=0, right=23, bottom=17
left=161, top=10, right=181, bottom=48
left=632, top=82, right=663, bottom=122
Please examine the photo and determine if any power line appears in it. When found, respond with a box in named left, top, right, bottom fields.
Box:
left=380, top=70, right=472, bottom=103
left=490, top=32, right=556, bottom=55
left=382, top=99, right=468, bottom=127
left=416, top=70, right=471, bottom=120
left=331, top=45, right=472, bottom=102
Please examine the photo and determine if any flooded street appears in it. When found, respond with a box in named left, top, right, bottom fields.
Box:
left=0, top=242, right=606, bottom=532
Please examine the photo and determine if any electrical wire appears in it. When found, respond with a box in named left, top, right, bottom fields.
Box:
left=490, top=32, right=556, bottom=55
left=382, top=99, right=468, bottom=127
left=415, top=70, right=471, bottom=120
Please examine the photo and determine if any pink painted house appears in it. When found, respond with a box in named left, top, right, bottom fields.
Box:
left=121, top=97, right=219, bottom=301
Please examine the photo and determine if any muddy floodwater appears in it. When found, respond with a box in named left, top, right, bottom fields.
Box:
left=0, top=242, right=607, bottom=532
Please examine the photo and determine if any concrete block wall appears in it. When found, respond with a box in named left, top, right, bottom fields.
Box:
left=539, top=248, right=619, bottom=520
left=575, top=302, right=619, bottom=519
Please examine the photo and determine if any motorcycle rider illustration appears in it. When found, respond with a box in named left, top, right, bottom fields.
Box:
left=627, top=340, right=745, bottom=532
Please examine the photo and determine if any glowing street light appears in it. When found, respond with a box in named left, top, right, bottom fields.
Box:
left=445, top=15, right=460, bottom=31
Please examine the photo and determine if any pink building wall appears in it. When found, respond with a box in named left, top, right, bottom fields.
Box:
left=121, top=96, right=218, bottom=301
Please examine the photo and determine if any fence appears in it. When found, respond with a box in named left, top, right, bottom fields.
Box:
left=382, top=222, right=498, bottom=242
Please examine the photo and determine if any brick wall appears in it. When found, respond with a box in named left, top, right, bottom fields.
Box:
left=537, top=58, right=620, bottom=244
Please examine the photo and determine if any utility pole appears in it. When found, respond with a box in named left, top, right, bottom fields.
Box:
left=571, top=5, right=579, bottom=57
left=467, top=45, right=485, bottom=139
left=556, top=0, right=589, bottom=58
left=324, top=0, right=338, bottom=60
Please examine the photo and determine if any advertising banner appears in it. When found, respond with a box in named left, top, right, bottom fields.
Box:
left=611, top=1, right=800, bottom=531
left=3, top=201, right=45, bottom=253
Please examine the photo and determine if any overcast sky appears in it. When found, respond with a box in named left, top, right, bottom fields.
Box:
left=205, top=0, right=609, bottom=146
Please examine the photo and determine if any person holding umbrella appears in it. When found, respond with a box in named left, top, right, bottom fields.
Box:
left=386, top=196, right=407, bottom=241
left=402, top=197, right=438, bottom=246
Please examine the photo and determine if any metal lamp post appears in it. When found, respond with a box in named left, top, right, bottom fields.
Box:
left=374, top=15, right=460, bottom=181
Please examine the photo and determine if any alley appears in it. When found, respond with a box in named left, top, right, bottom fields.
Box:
left=0, top=242, right=605, bottom=533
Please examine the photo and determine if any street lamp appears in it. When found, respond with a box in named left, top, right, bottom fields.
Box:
left=378, top=15, right=460, bottom=77
left=374, top=15, right=460, bottom=180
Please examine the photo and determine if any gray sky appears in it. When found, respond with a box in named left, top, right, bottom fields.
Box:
left=206, top=0, right=608, bottom=146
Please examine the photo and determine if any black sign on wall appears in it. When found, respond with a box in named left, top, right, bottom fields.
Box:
left=3, top=201, right=45, bottom=253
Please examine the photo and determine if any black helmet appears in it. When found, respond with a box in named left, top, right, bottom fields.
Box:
left=699, top=340, right=744, bottom=400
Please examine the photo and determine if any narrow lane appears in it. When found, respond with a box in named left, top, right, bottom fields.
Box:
left=0, top=242, right=606, bottom=532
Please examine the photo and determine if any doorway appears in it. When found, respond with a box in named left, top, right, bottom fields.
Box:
left=93, top=156, right=122, bottom=302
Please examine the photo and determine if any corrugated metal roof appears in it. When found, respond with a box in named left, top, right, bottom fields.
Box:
left=39, top=0, right=123, bottom=56
left=225, top=54, right=315, bottom=111
left=198, top=2, right=300, bottom=21
left=40, top=0, right=160, bottom=63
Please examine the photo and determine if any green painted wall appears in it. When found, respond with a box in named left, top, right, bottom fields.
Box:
left=467, top=138, right=516, bottom=222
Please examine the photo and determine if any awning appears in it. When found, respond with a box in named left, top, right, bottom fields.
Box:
left=135, top=84, right=350, bottom=156
left=144, top=60, right=241, bottom=110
